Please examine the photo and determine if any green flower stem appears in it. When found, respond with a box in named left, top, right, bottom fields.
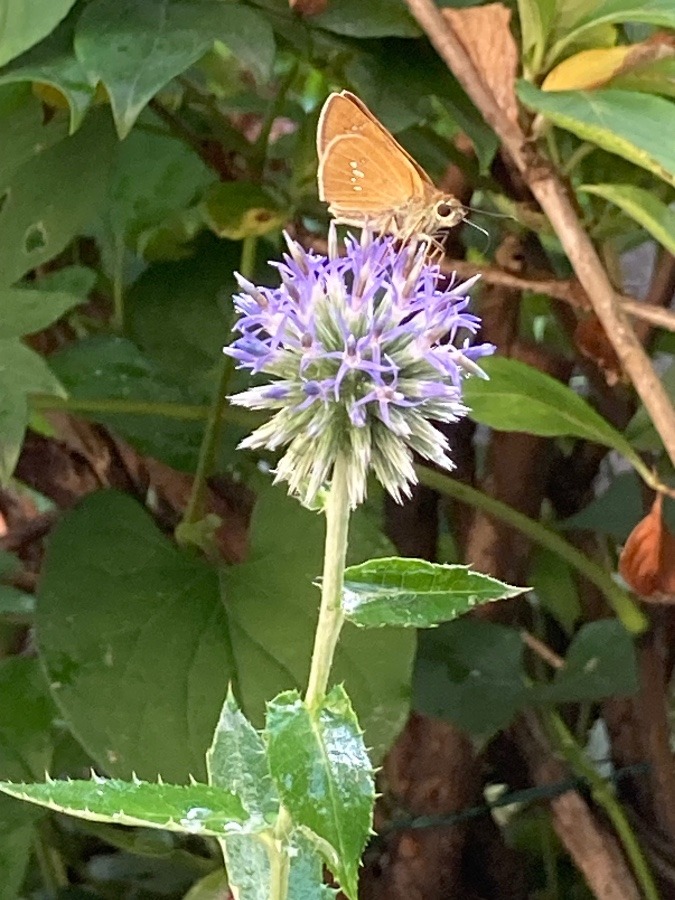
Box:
left=182, top=236, right=257, bottom=527
left=268, top=454, right=352, bottom=900
left=544, top=710, right=660, bottom=900
left=305, top=452, right=351, bottom=709
left=416, top=465, right=648, bottom=634
left=111, top=235, right=125, bottom=334
left=31, top=394, right=208, bottom=420
left=29, top=393, right=262, bottom=429
left=266, top=809, right=293, bottom=900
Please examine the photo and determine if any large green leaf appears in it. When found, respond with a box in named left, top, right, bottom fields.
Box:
left=517, top=82, right=675, bottom=187
left=313, top=0, right=419, bottom=37
left=265, top=687, right=374, bottom=900
left=37, top=486, right=414, bottom=782
left=0, top=10, right=94, bottom=132
left=0, top=109, right=116, bottom=287
left=533, top=621, right=638, bottom=704
left=0, top=85, right=68, bottom=186
left=464, top=356, right=637, bottom=457
left=49, top=336, right=208, bottom=472
left=0, top=778, right=247, bottom=835
left=0, top=0, right=77, bottom=67
left=579, top=183, right=675, bottom=255
left=548, top=0, right=675, bottom=63
left=558, top=471, right=643, bottom=541
left=610, top=57, right=675, bottom=100
left=0, top=657, right=58, bottom=897
left=0, top=266, right=94, bottom=339
left=97, top=122, right=212, bottom=271
left=0, top=339, right=65, bottom=483
left=414, top=619, right=529, bottom=740
left=126, top=234, right=238, bottom=380
left=530, top=547, right=581, bottom=635
left=74, top=0, right=275, bottom=137
left=201, top=182, right=285, bottom=240
left=342, top=557, right=525, bottom=628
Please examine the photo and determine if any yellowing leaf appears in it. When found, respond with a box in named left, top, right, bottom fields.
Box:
left=543, top=46, right=632, bottom=90
left=544, top=35, right=675, bottom=91
left=201, top=182, right=284, bottom=240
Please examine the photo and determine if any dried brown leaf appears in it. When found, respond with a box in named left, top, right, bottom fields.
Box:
left=574, top=314, right=625, bottom=386
left=619, top=494, right=675, bottom=600
left=441, top=3, right=519, bottom=125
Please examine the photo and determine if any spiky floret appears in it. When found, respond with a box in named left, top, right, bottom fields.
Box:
left=226, top=227, right=494, bottom=508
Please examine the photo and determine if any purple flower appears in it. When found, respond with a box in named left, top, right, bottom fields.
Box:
left=225, top=228, right=494, bottom=508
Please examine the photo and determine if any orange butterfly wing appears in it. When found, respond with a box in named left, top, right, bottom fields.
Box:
left=317, top=91, right=433, bottom=222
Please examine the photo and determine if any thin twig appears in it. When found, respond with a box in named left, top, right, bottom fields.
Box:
left=439, top=260, right=675, bottom=333
left=305, top=236, right=675, bottom=332
left=521, top=630, right=564, bottom=669
left=403, top=0, right=675, bottom=469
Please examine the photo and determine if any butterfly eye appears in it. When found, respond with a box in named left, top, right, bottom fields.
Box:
left=435, top=201, right=459, bottom=221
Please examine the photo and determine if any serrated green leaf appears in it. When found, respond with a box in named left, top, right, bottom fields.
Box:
left=465, top=356, right=638, bottom=459
left=533, top=621, right=638, bottom=704
left=0, top=10, right=94, bottom=132
left=579, top=183, right=675, bottom=255
left=0, top=0, right=77, bottom=67
left=0, top=108, right=116, bottom=287
left=287, top=830, right=337, bottom=900
left=220, top=833, right=270, bottom=899
left=0, top=778, right=248, bottom=835
left=342, top=557, right=525, bottom=628
left=206, top=689, right=279, bottom=823
left=74, top=0, right=275, bottom=138
left=201, top=182, right=285, bottom=240
left=0, top=338, right=65, bottom=483
left=265, top=687, right=374, bottom=900
left=0, top=266, right=94, bottom=339
left=517, top=83, right=675, bottom=187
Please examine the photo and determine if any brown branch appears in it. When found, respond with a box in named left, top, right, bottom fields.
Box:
left=513, top=712, right=642, bottom=900
left=302, top=238, right=675, bottom=333
left=439, top=259, right=675, bottom=333
left=403, top=0, right=675, bottom=468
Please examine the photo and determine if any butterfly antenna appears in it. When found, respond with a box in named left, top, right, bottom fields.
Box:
left=462, top=204, right=517, bottom=222
left=464, top=217, right=492, bottom=253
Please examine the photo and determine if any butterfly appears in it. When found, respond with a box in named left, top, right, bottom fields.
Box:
left=316, top=90, right=466, bottom=248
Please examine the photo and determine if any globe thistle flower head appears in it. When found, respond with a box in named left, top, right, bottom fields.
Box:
left=226, top=227, right=494, bottom=509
